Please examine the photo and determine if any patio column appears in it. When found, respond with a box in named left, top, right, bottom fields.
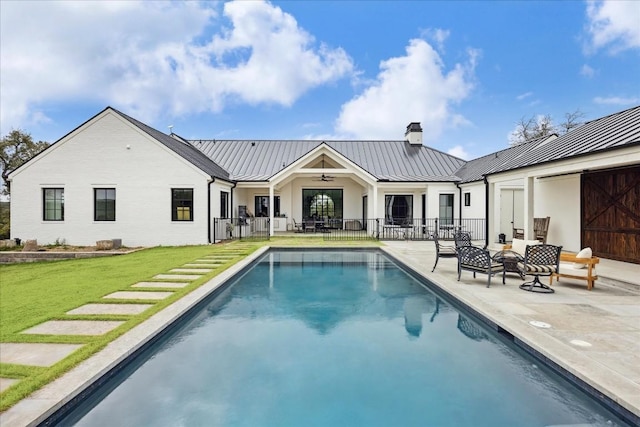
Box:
left=269, top=185, right=275, bottom=236
left=523, top=175, right=534, bottom=239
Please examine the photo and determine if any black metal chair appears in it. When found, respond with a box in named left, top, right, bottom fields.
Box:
left=453, top=231, right=473, bottom=248
left=518, top=244, right=562, bottom=293
left=431, top=232, right=457, bottom=272
left=457, top=245, right=505, bottom=288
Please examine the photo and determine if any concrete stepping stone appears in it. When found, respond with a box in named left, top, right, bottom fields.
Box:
left=0, top=343, right=83, bottom=366
left=21, top=320, right=124, bottom=336
left=67, top=303, right=153, bottom=315
left=193, top=259, right=223, bottom=264
left=0, top=378, right=19, bottom=392
left=153, top=274, right=201, bottom=280
left=104, top=291, right=173, bottom=300
left=169, top=268, right=212, bottom=273
left=182, top=263, right=218, bottom=268
left=132, top=281, right=190, bottom=289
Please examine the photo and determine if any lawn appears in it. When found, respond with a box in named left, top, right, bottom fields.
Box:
left=0, top=237, right=379, bottom=412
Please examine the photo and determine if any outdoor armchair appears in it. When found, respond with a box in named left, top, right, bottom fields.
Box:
left=431, top=232, right=457, bottom=272
left=457, top=245, right=505, bottom=288
left=518, top=243, right=562, bottom=293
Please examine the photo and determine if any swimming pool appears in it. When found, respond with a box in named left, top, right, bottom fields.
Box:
left=55, top=249, right=630, bottom=426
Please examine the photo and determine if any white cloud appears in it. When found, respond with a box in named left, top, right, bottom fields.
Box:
left=593, top=96, right=639, bottom=105
left=585, top=0, right=640, bottom=53
left=335, top=39, right=477, bottom=142
left=0, top=0, right=354, bottom=134
left=580, top=64, right=596, bottom=78
left=516, top=92, right=533, bottom=101
left=447, top=145, right=469, bottom=160
left=421, top=28, right=450, bottom=53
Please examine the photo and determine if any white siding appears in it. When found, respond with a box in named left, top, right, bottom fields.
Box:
left=10, top=111, right=212, bottom=247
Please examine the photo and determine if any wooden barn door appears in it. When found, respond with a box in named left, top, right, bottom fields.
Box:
left=581, top=166, right=640, bottom=264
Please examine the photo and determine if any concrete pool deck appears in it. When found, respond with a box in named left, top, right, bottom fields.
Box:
left=0, top=243, right=638, bottom=426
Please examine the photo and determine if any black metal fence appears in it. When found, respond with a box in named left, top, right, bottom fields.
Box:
left=212, top=217, right=485, bottom=242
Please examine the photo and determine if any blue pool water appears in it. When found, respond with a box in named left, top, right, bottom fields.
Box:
left=59, top=250, right=629, bottom=426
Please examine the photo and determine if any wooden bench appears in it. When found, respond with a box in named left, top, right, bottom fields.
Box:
left=550, top=252, right=599, bottom=291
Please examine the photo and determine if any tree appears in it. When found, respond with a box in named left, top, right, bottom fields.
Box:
left=509, top=109, right=586, bottom=146
left=1, top=129, right=49, bottom=194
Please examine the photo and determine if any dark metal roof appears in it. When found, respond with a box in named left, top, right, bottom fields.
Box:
left=487, top=105, right=640, bottom=175
left=190, top=139, right=466, bottom=182
left=113, top=108, right=231, bottom=181
left=455, top=135, right=557, bottom=183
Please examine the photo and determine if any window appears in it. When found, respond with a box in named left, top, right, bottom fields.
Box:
left=94, top=188, right=116, bottom=221
left=385, top=195, right=413, bottom=225
left=302, top=189, right=343, bottom=219
left=172, top=189, right=193, bottom=221
left=220, top=191, right=229, bottom=218
left=43, top=188, right=64, bottom=221
left=439, top=194, right=454, bottom=225
left=254, top=195, right=281, bottom=217
left=464, top=192, right=471, bottom=207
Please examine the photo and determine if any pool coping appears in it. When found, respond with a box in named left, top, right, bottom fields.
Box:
left=2, top=245, right=637, bottom=426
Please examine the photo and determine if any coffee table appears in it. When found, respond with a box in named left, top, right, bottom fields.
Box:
left=492, top=250, right=524, bottom=279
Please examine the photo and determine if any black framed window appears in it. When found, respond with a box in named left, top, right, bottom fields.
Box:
left=302, top=189, right=343, bottom=220
left=220, top=191, right=229, bottom=218
left=385, top=195, right=413, bottom=225
left=43, top=188, right=64, bottom=221
left=255, top=195, right=281, bottom=217
left=439, top=193, right=454, bottom=225
left=94, top=188, right=116, bottom=221
left=464, top=192, right=471, bottom=207
left=172, top=188, right=193, bottom=221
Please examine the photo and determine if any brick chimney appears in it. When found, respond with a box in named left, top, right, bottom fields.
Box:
left=405, top=122, right=423, bottom=145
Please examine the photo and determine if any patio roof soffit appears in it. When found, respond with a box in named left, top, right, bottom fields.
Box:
left=268, top=143, right=378, bottom=187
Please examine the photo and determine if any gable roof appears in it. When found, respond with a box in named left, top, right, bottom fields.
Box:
left=190, top=139, right=466, bottom=182
left=111, top=108, right=230, bottom=181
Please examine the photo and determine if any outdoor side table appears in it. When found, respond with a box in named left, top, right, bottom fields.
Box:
left=492, top=250, right=524, bottom=279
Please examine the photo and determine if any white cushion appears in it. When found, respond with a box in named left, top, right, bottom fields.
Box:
left=573, top=247, right=592, bottom=269
left=511, top=238, right=541, bottom=256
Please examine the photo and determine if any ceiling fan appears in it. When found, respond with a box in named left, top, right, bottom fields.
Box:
left=312, top=154, right=335, bottom=181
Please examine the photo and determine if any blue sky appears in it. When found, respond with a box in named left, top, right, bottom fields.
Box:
left=1, top=0, right=639, bottom=160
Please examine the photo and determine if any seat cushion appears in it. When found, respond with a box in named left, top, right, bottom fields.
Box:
left=511, top=238, right=541, bottom=256
left=518, top=262, right=556, bottom=274
left=573, top=247, right=592, bottom=269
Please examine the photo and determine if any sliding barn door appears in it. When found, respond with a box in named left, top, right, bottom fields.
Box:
left=581, top=166, right=640, bottom=264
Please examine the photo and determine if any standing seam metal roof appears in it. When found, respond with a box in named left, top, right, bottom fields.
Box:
left=190, top=139, right=466, bottom=182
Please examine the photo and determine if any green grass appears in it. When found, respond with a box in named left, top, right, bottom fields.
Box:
left=0, top=237, right=380, bottom=412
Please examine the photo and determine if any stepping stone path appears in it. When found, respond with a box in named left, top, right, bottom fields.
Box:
left=2, top=246, right=252, bottom=397
left=169, top=268, right=213, bottom=273
left=153, top=274, right=202, bottom=280
left=103, top=291, right=174, bottom=300
left=21, top=320, right=125, bottom=336
left=132, top=281, right=190, bottom=289
left=67, top=303, right=153, bottom=315
left=0, top=343, right=83, bottom=366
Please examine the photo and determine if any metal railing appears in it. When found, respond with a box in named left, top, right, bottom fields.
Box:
left=212, top=217, right=485, bottom=242
left=212, top=217, right=270, bottom=242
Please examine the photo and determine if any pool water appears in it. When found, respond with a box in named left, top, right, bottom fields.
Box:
left=59, top=250, right=629, bottom=426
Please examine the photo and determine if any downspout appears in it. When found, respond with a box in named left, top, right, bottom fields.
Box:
left=455, top=182, right=462, bottom=227
left=207, top=178, right=215, bottom=244
left=483, top=175, right=489, bottom=248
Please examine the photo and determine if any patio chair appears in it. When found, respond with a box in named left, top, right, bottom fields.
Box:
left=304, top=219, right=316, bottom=233
left=431, top=232, right=457, bottom=272
left=457, top=245, right=505, bottom=288
left=518, top=243, right=562, bottom=293
left=291, top=218, right=304, bottom=233
left=534, top=216, right=550, bottom=244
